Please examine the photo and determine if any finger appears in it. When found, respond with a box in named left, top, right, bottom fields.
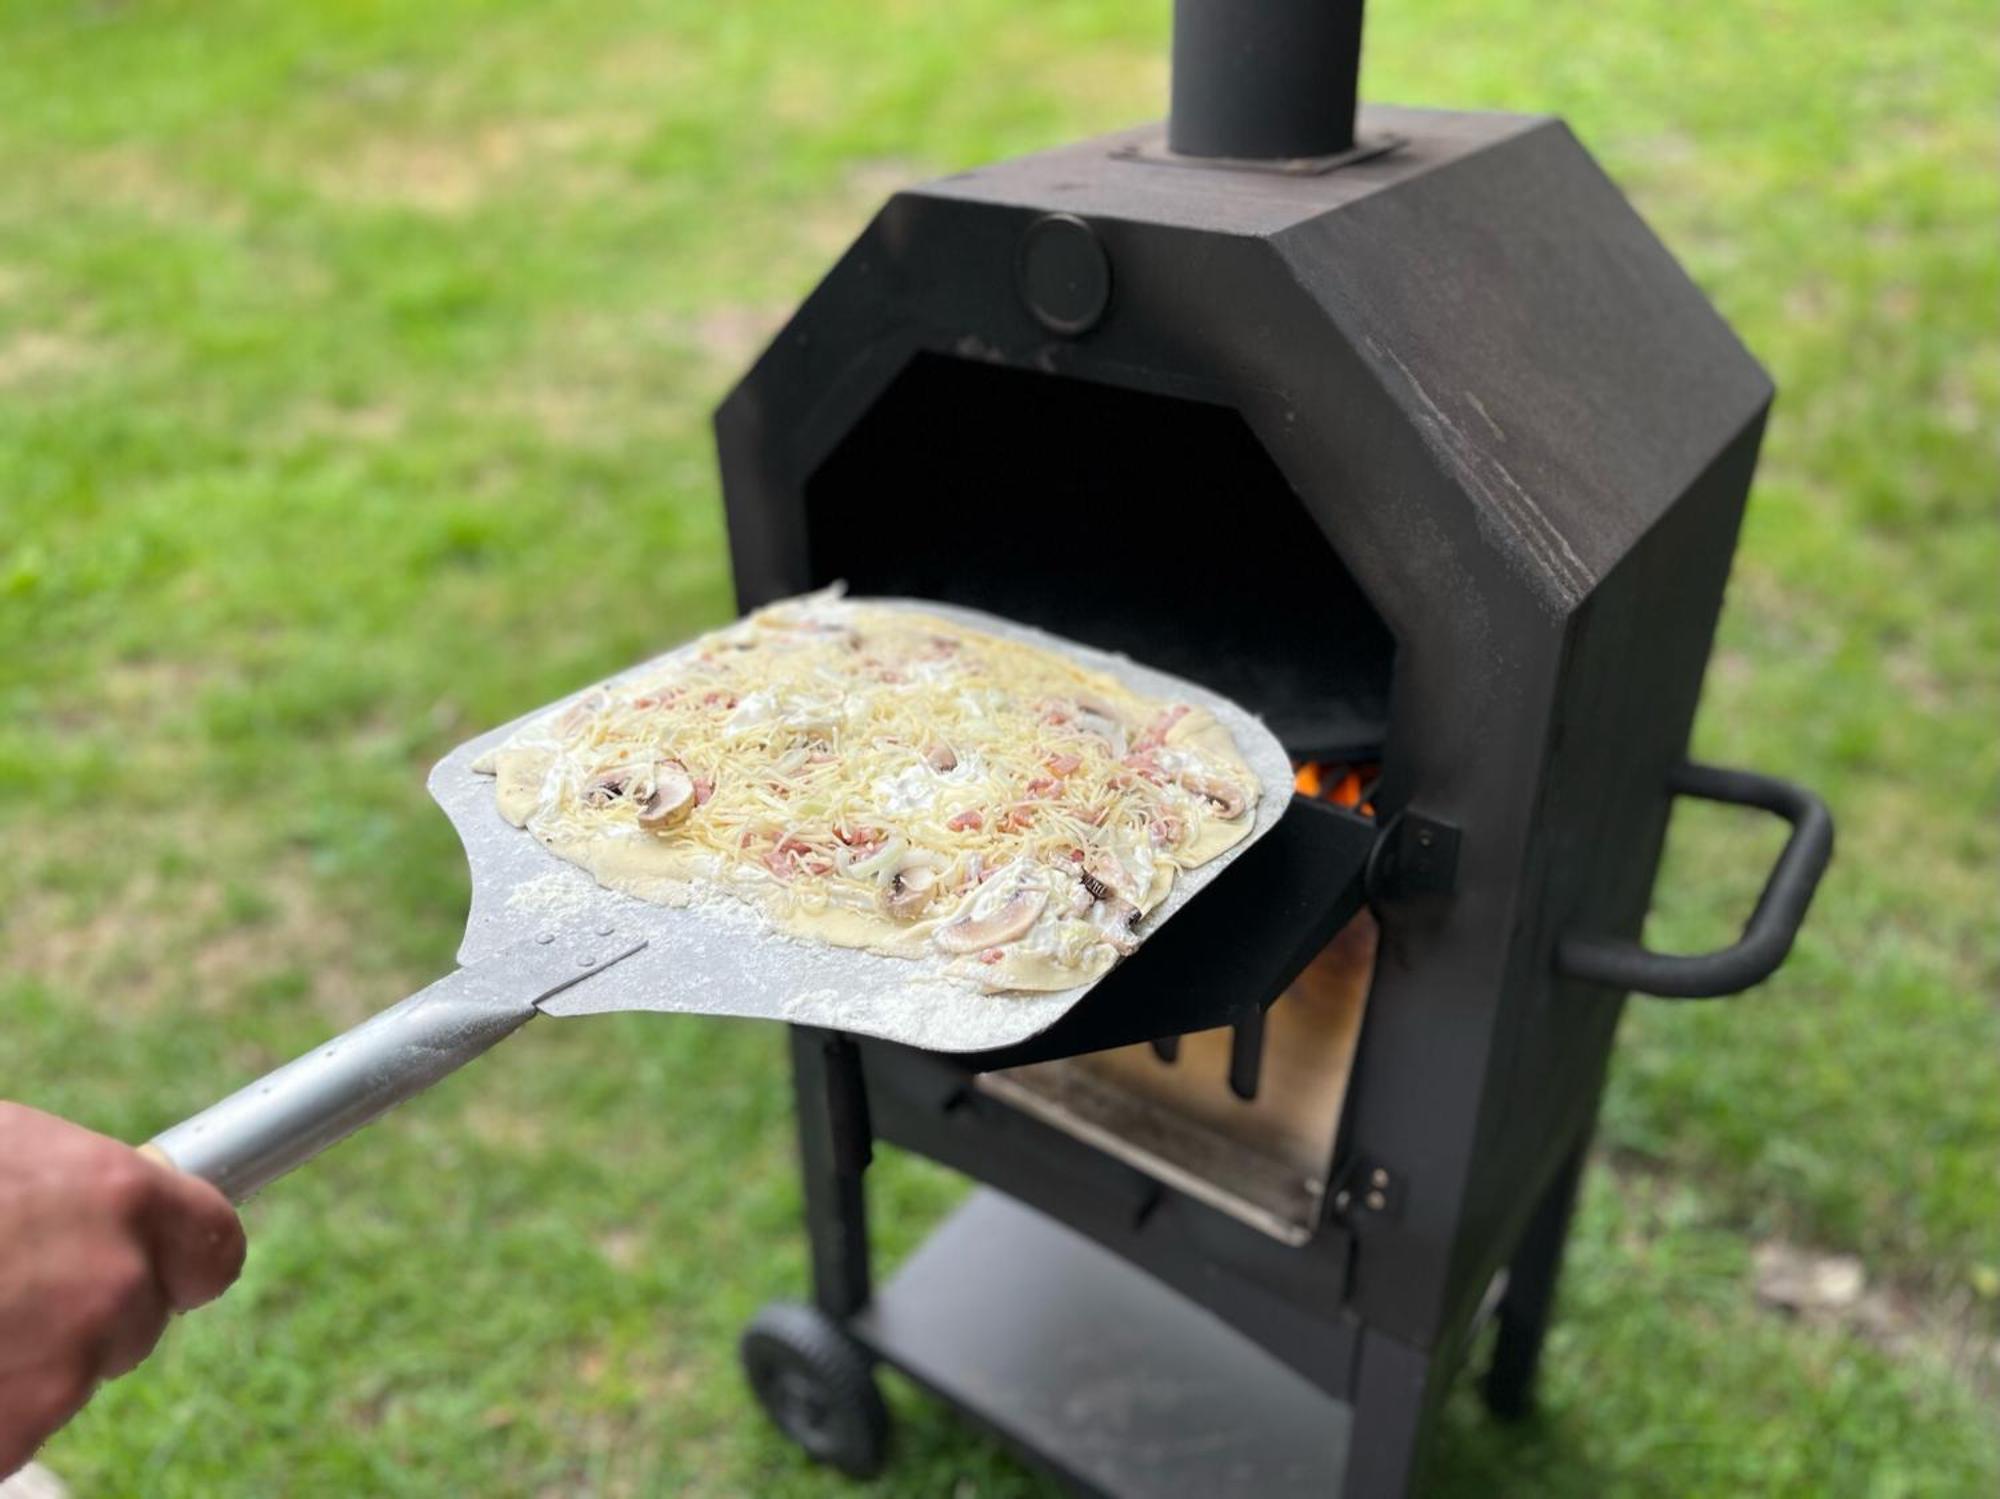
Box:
left=0, top=1363, right=94, bottom=1475
left=90, top=1257, right=170, bottom=1382
left=133, top=1161, right=247, bottom=1312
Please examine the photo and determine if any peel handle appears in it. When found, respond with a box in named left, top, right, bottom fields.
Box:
left=146, top=928, right=643, bottom=1202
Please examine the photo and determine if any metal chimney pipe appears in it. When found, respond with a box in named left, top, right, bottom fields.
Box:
left=1168, top=0, right=1366, bottom=161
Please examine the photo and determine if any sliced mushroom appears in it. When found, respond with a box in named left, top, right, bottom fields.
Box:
left=1076, top=849, right=1143, bottom=947
left=582, top=765, right=644, bottom=808
left=881, top=863, right=940, bottom=921
left=935, top=889, right=1048, bottom=955
left=637, top=764, right=696, bottom=832
left=1091, top=898, right=1142, bottom=955
left=1179, top=771, right=1249, bottom=820
left=1080, top=849, right=1138, bottom=905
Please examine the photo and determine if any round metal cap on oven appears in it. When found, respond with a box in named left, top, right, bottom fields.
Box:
left=1016, top=212, right=1111, bottom=336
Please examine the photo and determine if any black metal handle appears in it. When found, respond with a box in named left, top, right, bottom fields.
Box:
left=1556, top=762, right=1834, bottom=1000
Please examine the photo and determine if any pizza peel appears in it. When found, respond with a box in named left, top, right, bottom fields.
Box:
left=145, top=599, right=1294, bottom=1202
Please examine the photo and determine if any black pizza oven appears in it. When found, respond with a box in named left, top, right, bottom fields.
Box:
left=713, top=1, right=1834, bottom=1492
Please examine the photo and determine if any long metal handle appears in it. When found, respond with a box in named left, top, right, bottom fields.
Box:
left=1556, top=762, right=1834, bottom=999
left=148, top=928, right=645, bottom=1202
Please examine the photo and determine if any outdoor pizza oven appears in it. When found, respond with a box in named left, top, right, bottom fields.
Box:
left=711, top=2, right=1834, bottom=1492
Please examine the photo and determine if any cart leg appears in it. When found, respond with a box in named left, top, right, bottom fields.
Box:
left=789, top=1026, right=873, bottom=1318
left=1483, top=1140, right=1588, bottom=1420
left=1341, top=1330, right=1438, bottom=1497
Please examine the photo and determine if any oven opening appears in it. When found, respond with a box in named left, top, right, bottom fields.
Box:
left=803, top=354, right=1396, bottom=762
left=806, top=355, right=1392, bottom=1244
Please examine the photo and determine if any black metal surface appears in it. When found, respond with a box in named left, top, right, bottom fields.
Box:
left=1364, top=812, right=1461, bottom=901
left=1556, top=762, right=1834, bottom=998
left=1482, top=1142, right=1586, bottom=1420
left=1169, top=0, right=1366, bottom=161
left=950, top=797, right=1374, bottom=1070
left=790, top=1030, right=871, bottom=1318
left=1227, top=1004, right=1265, bottom=1101
left=719, top=97, right=1821, bottom=1499
left=861, top=1040, right=1361, bottom=1398
left=850, top=1190, right=1352, bottom=1498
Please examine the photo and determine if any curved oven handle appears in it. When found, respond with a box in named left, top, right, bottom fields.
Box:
left=1556, top=762, right=1833, bottom=1000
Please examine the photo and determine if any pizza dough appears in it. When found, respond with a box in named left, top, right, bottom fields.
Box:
left=471, top=592, right=1262, bottom=993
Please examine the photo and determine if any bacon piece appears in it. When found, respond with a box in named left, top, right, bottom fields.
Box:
left=1132, top=704, right=1191, bottom=752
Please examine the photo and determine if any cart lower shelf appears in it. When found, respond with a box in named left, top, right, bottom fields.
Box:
left=849, top=1189, right=1352, bottom=1497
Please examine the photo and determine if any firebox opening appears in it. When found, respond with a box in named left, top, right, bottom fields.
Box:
left=803, top=355, right=1396, bottom=762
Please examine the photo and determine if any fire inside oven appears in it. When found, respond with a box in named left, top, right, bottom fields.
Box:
left=803, top=354, right=1395, bottom=1245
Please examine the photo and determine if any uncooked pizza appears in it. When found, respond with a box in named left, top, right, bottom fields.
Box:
left=472, top=593, right=1261, bottom=992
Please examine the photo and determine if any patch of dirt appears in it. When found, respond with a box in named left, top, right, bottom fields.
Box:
left=463, top=1100, right=549, bottom=1151
left=595, top=1226, right=644, bottom=1271
left=309, top=114, right=645, bottom=216
left=803, top=156, right=932, bottom=256
left=0, top=330, right=94, bottom=390
left=686, top=302, right=788, bottom=370
left=1754, top=1235, right=2000, bottom=1406
left=286, top=400, right=408, bottom=446
left=0, top=842, right=370, bottom=1025
left=65, top=146, right=244, bottom=229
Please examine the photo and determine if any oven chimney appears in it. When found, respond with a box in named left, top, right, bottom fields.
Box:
left=1168, top=0, right=1366, bottom=160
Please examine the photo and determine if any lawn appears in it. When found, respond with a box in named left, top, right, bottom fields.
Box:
left=1, top=0, right=1995, bottom=1494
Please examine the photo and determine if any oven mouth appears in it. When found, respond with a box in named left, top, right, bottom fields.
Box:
left=802, top=354, right=1397, bottom=763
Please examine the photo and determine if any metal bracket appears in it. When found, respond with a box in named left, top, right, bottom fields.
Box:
left=1330, top=1158, right=1402, bottom=1227
left=1365, top=811, right=1461, bottom=901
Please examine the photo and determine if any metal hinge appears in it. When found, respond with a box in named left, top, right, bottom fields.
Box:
left=1330, top=1158, right=1402, bottom=1227
left=1365, top=811, right=1461, bottom=901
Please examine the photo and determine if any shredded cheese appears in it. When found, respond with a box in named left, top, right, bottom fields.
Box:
left=476, top=592, right=1260, bottom=990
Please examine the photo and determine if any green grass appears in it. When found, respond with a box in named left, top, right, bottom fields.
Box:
left=1, top=0, right=1994, bottom=1492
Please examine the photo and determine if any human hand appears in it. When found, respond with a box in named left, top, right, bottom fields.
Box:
left=0, top=1102, right=245, bottom=1475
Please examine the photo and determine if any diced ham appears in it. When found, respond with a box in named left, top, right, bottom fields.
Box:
left=1132, top=704, right=1191, bottom=752
left=692, top=776, right=715, bottom=805
left=978, top=948, right=1005, bottom=964
left=1025, top=776, right=1059, bottom=798
left=1045, top=752, right=1082, bottom=777
left=946, top=809, right=984, bottom=832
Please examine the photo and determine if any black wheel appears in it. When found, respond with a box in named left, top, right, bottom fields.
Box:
left=740, top=1301, right=889, bottom=1478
